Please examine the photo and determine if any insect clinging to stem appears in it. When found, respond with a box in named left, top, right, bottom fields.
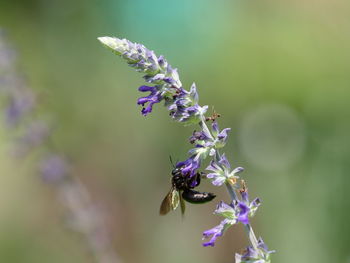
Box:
left=159, top=156, right=216, bottom=216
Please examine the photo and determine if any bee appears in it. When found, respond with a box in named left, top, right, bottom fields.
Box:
left=205, top=109, right=221, bottom=122
left=159, top=161, right=216, bottom=216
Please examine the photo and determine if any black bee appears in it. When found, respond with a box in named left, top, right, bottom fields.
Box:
left=159, top=165, right=216, bottom=216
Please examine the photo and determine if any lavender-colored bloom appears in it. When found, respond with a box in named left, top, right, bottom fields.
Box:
left=235, top=238, right=274, bottom=263
left=189, top=131, right=206, bottom=144
left=178, top=140, right=217, bottom=183
left=240, top=189, right=261, bottom=218
left=202, top=201, right=243, bottom=247
left=202, top=198, right=258, bottom=246
left=99, top=36, right=208, bottom=123
left=176, top=155, right=201, bottom=182
left=236, top=201, right=250, bottom=224
left=98, top=36, right=187, bottom=117
left=39, top=154, right=68, bottom=183
left=201, top=202, right=236, bottom=246
left=169, top=102, right=208, bottom=123
left=202, top=220, right=225, bottom=247
left=211, top=121, right=231, bottom=148
left=167, top=83, right=208, bottom=124
left=137, top=85, right=163, bottom=115
left=13, top=120, right=51, bottom=157
left=206, top=154, right=244, bottom=186
left=5, top=88, right=35, bottom=126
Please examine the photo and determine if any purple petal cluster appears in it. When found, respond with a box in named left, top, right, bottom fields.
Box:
left=201, top=201, right=247, bottom=247
left=176, top=155, right=201, bottom=185
left=13, top=120, right=51, bottom=157
left=98, top=37, right=208, bottom=122
left=202, top=219, right=227, bottom=247
left=167, top=83, right=208, bottom=123
left=212, top=121, right=231, bottom=148
left=98, top=37, right=182, bottom=88
left=189, top=130, right=210, bottom=144
left=40, top=154, right=68, bottom=183
left=206, top=154, right=244, bottom=186
left=235, top=238, right=275, bottom=263
left=240, top=188, right=261, bottom=218
left=202, top=190, right=261, bottom=247
left=137, top=85, right=162, bottom=115
left=5, top=88, right=35, bottom=126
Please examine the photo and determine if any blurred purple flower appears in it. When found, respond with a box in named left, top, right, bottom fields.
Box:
left=189, top=129, right=211, bottom=144
left=39, top=154, right=68, bottom=183
left=14, top=120, right=50, bottom=157
left=5, top=89, right=35, bottom=126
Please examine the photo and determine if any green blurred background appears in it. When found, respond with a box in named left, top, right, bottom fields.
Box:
left=1, top=0, right=350, bottom=262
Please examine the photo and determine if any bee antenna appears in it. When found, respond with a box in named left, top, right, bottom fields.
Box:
left=169, top=155, right=175, bottom=168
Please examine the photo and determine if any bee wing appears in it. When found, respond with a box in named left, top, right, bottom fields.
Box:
left=170, top=187, right=180, bottom=211
left=159, top=189, right=172, bottom=215
left=179, top=190, right=186, bottom=217
left=159, top=187, right=179, bottom=215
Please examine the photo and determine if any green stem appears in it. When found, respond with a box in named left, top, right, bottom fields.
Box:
left=199, top=118, right=260, bottom=251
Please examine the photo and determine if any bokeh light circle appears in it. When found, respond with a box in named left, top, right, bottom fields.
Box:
left=238, top=104, right=306, bottom=171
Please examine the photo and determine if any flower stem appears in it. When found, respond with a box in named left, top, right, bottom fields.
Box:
left=244, top=224, right=259, bottom=251
left=200, top=116, right=214, bottom=140
left=225, top=181, right=238, bottom=202
left=200, top=118, right=260, bottom=251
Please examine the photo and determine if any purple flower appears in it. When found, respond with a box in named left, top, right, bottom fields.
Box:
left=13, top=120, right=51, bottom=157
left=5, top=89, right=35, bottom=126
left=206, top=154, right=244, bottom=186
left=137, top=85, right=163, bottom=115
left=239, top=188, right=261, bottom=218
left=202, top=221, right=225, bottom=247
left=202, top=199, right=256, bottom=247
left=235, top=238, right=275, bottom=263
left=99, top=37, right=210, bottom=124
left=202, top=202, right=237, bottom=247
left=39, top=154, right=68, bottom=183
left=168, top=83, right=208, bottom=124
left=176, top=155, right=201, bottom=182
left=169, top=103, right=207, bottom=123
left=189, top=130, right=210, bottom=144
left=236, top=201, right=250, bottom=224
left=212, top=121, right=231, bottom=148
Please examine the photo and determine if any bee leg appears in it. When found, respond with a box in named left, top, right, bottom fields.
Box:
left=200, top=172, right=207, bottom=179
left=195, top=172, right=201, bottom=186
left=187, top=172, right=201, bottom=188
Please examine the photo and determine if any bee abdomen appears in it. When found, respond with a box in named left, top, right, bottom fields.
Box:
left=182, top=189, right=216, bottom=204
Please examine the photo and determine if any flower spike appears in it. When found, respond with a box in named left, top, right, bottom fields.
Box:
left=99, top=36, right=274, bottom=262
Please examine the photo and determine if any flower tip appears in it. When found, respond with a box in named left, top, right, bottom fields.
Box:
left=234, top=167, right=244, bottom=174
left=202, top=242, right=215, bottom=247
left=97, top=36, right=122, bottom=51
left=97, top=36, right=110, bottom=44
